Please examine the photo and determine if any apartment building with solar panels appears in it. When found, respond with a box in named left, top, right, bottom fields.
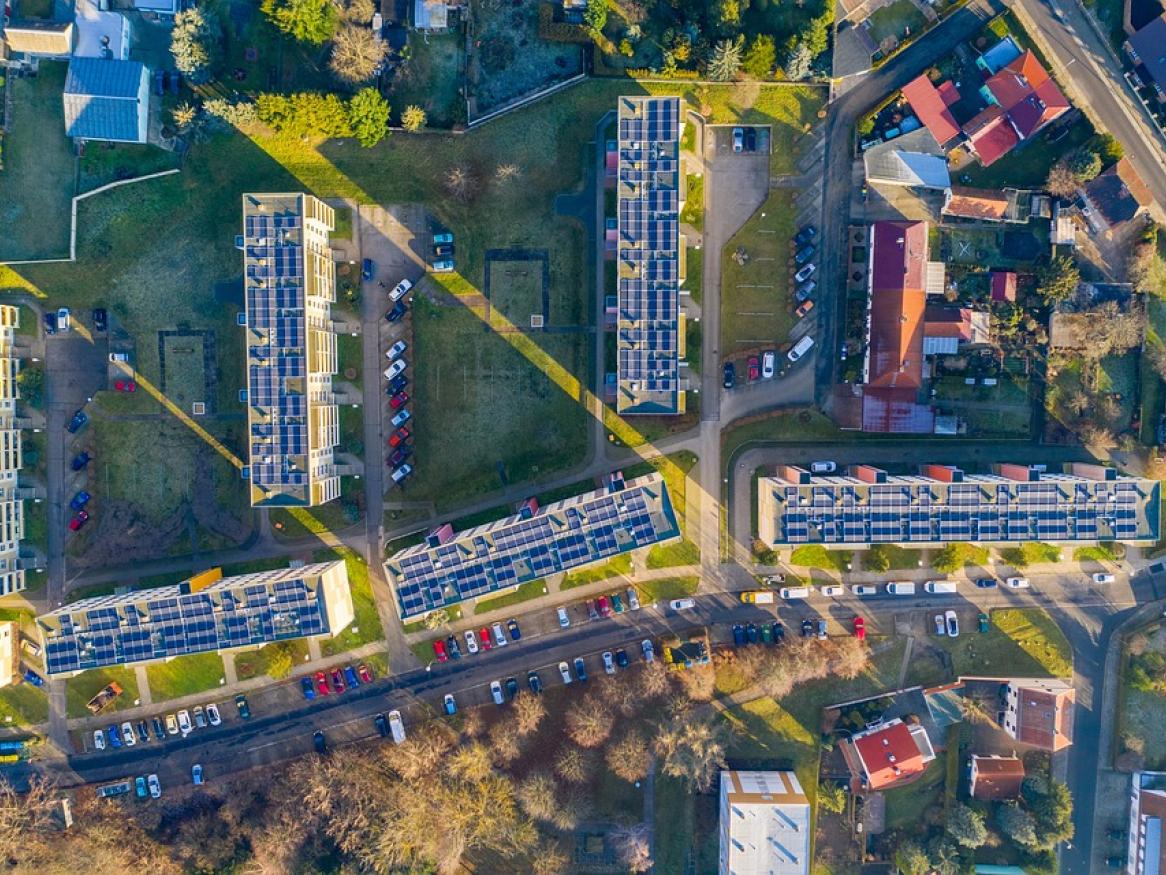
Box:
left=616, top=96, right=687, bottom=415
left=37, top=562, right=354, bottom=677
left=384, top=471, right=680, bottom=621
left=758, top=462, right=1160, bottom=548
left=0, top=306, right=24, bottom=597
left=241, top=193, right=341, bottom=507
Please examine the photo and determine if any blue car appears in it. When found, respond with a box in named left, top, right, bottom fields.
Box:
left=135, top=776, right=148, bottom=798
left=507, top=618, right=521, bottom=641
left=343, top=665, right=360, bottom=688
left=22, top=669, right=44, bottom=687
left=70, top=491, right=91, bottom=511
left=732, top=624, right=745, bottom=646
left=300, top=676, right=316, bottom=700
left=108, top=725, right=122, bottom=749
left=573, top=657, right=588, bottom=682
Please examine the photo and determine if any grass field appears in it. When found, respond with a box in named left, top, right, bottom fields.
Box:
left=0, top=61, right=75, bottom=261
left=145, top=652, right=226, bottom=701
left=315, top=547, right=385, bottom=657
left=721, top=190, right=799, bottom=356
left=0, top=683, right=49, bottom=726
left=789, top=545, right=852, bottom=572
left=389, top=32, right=466, bottom=128
left=884, top=758, right=945, bottom=829
left=910, top=608, right=1072, bottom=685
left=233, top=639, right=310, bottom=681
left=867, top=0, right=928, bottom=44
left=646, top=538, right=700, bottom=569
left=637, top=575, right=698, bottom=601
left=472, top=579, right=547, bottom=614
left=66, top=666, right=140, bottom=718
left=560, top=553, right=633, bottom=589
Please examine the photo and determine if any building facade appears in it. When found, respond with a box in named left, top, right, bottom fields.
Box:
left=718, top=770, right=810, bottom=875
left=0, top=306, right=24, bottom=597
left=242, top=193, right=341, bottom=507
left=38, top=562, right=353, bottom=676
left=615, top=96, right=687, bottom=415
left=758, top=462, right=1159, bottom=548
left=1128, top=771, right=1166, bottom=875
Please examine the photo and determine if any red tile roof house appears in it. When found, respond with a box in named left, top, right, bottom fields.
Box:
left=861, top=221, right=943, bottom=433
left=901, top=74, right=962, bottom=148
left=969, top=755, right=1026, bottom=801
left=1001, top=678, right=1075, bottom=751
left=841, top=718, right=937, bottom=792
left=963, top=51, right=1071, bottom=166
left=991, top=270, right=1018, bottom=302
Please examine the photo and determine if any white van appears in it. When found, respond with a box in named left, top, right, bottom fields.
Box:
left=387, top=709, right=406, bottom=745
left=788, top=335, right=815, bottom=362
left=779, top=586, right=812, bottom=600
left=885, top=582, right=916, bottom=596
left=924, top=581, right=958, bottom=594
left=740, top=591, right=776, bottom=604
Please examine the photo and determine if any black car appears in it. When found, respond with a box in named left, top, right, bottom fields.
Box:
left=801, top=618, right=814, bottom=638
left=313, top=730, right=327, bottom=754
left=43, top=312, right=57, bottom=335
left=387, top=375, right=408, bottom=395
left=505, top=676, right=519, bottom=698
left=71, top=452, right=91, bottom=471
left=744, top=127, right=756, bottom=151
left=362, top=258, right=375, bottom=281
left=974, top=578, right=998, bottom=588
left=446, top=635, right=461, bottom=659
left=137, top=720, right=150, bottom=743
left=615, top=648, right=629, bottom=669
left=374, top=713, right=388, bottom=737
left=153, top=69, right=166, bottom=96
left=794, top=225, right=817, bottom=247
left=772, top=621, right=785, bottom=642
left=385, top=301, right=408, bottom=322
left=794, top=244, right=815, bottom=265
left=92, top=308, right=108, bottom=333
left=433, top=244, right=453, bottom=256
left=235, top=694, right=251, bottom=719
left=732, top=624, right=745, bottom=646
left=723, top=362, right=735, bottom=389
left=573, top=657, right=588, bottom=682
left=151, top=716, right=165, bottom=741
left=746, top=623, right=759, bottom=644
left=389, top=446, right=412, bottom=468
left=507, top=618, right=521, bottom=641
left=66, top=410, right=88, bottom=434
left=527, top=671, right=543, bottom=694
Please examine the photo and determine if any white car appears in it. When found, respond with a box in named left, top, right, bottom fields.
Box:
left=385, top=340, right=407, bottom=361
left=463, top=630, right=479, bottom=654
left=192, top=764, right=204, bottom=786
left=602, top=651, right=616, bottom=674
left=810, top=461, right=837, bottom=474
left=93, top=730, right=106, bottom=751
left=177, top=709, right=192, bottom=736
left=490, top=680, right=505, bottom=705
left=641, top=639, right=655, bottom=662
left=557, top=606, right=570, bottom=628
left=1092, top=572, right=1116, bottom=584
left=762, top=350, right=775, bottom=379
left=1005, top=577, right=1030, bottom=589
left=165, top=713, right=179, bottom=735
left=121, top=721, right=136, bottom=747
left=206, top=703, right=221, bottom=726
left=626, top=588, right=641, bottom=611
left=147, top=773, right=161, bottom=799
left=794, top=263, right=815, bottom=284
left=558, top=661, right=573, bottom=684
left=56, top=307, right=71, bottom=332
left=819, top=585, right=843, bottom=597
left=852, top=585, right=877, bottom=596
left=491, top=622, right=508, bottom=647
left=933, top=614, right=946, bottom=636
left=669, top=598, right=696, bottom=610
left=383, top=358, right=406, bottom=380
left=945, top=610, right=959, bottom=638
left=388, top=278, right=413, bottom=302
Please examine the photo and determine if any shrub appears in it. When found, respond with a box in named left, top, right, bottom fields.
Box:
left=348, top=88, right=390, bottom=147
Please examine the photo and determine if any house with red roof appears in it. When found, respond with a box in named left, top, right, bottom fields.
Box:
left=841, top=718, right=936, bottom=791
left=963, top=50, right=1070, bottom=166
left=991, top=270, right=1018, bottom=302
left=901, top=74, right=962, bottom=148
left=1001, top=678, right=1074, bottom=751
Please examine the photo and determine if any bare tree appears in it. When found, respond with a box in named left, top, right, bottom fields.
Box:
left=0, top=776, right=61, bottom=865
left=674, top=663, right=716, bottom=701
left=1078, top=423, right=1117, bottom=448
left=612, top=823, right=653, bottom=872
left=517, top=771, right=560, bottom=824
left=606, top=728, right=650, bottom=783
left=1146, top=342, right=1166, bottom=383
left=340, top=0, right=375, bottom=21
left=329, top=23, right=387, bottom=83
left=828, top=636, right=870, bottom=680
left=1046, top=161, right=1080, bottom=198
left=513, top=691, right=547, bottom=736
left=654, top=713, right=728, bottom=792
left=445, top=163, right=478, bottom=203
left=385, top=728, right=457, bottom=780
left=488, top=719, right=523, bottom=764
left=530, top=839, right=571, bottom=875
left=496, top=163, right=521, bottom=182
left=1066, top=390, right=1090, bottom=416
left=566, top=697, right=615, bottom=747
left=460, top=706, right=485, bottom=738
left=635, top=660, right=672, bottom=699
left=554, top=746, right=593, bottom=784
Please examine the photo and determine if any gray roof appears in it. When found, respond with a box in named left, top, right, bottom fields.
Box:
left=63, top=57, right=146, bottom=141
left=864, top=144, right=951, bottom=189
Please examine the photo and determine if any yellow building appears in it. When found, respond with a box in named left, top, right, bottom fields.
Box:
left=0, top=306, right=24, bottom=597
left=241, top=194, right=341, bottom=507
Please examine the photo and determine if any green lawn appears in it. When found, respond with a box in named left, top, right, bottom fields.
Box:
left=1140, top=296, right=1166, bottom=444
left=647, top=538, right=701, bottom=569
left=233, top=639, right=310, bottom=681
left=270, top=476, right=363, bottom=539
left=316, top=547, right=386, bottom=657
left=66, top=666, right=141, bottom=718
left=337, top=332, right=363, bottom=391
left=637, top=576, right=698, bottom=601
left=0, top=683, right=49, bottom=727
left=920, top=608, right=1072, bottom=683
left=472, top=579, right=547, bottom=614
left=561, top=553, right=633, bottom=589
left=389, top=32, right=466, bottom=128
left=686, top=245, right=703, bottom=306
left=78, top=142, right=181, bottom=193
left=867, top=0, right=928, bottom=45
left=789, top=545, right=852, bottom=572
left=860, top=544, right=921, bottom=571
left=721, top=189, right=798, bottom=356
left=999, top=541, right=1062, bottom=568
left=145, top=652, right=226, bottom=701
left=884, top=758, right=945, bottom=829
left=1123, top=687, right=1166, bottom=769
left=961, top=115, right=1095, bottom=189
left=1075, top=543, right=1122, bottom=562
left=0, top=61, right=75, bottom=261
left=681, top=173, right=704, bottom=232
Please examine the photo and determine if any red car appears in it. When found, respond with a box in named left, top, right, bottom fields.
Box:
left=329, top=668, right=346, bottom=693
left=389, top=392, right=409, bottom=410
left=796, top=299, right=815, bottom=319
left=114, top=380, right=136, bottom=393
left=853, top=616, right=866, bottom=640
left=388, top=426, right=411, bottom=448
left=68, top=511, right=89, bottom=531
left=433, top=638, right=448, bottom=662
left=357, top=663, right=373, bottom=684
left=596, top=595, right=611, bottom=618
left=314, top=670, right=330, bottom=696
left=478, top=627, right=492, bottom=651
left=747, top=355, right=760, bottom=381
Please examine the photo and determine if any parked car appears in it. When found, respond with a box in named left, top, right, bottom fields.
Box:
left=314, top=670, right=330, bottom=695
left=390, top=408, right=412, bottom=428
left=165, top=713, right=179, bottom=735
left=788, top=335, right=815, bottom=362
left=626, top=587, right=640, bottom=610
left=135, top=776, right=147, bottom=798
left=385, top=301, right=408, bottom=322
left=974, top=578, right=998, bottom=589
left=71, top=452, right=92, bottom=471
left=1005, top=577, right=1030, bottom=589
left=596, top=595, right=611, bottom=617
left=794, top=244, right=815, bottom=265
left=1093, top=572, right=1116, bottom=584
left=762, top=350, right=775, bottom=379
left=507, top=618, right=522, bottom=640
left=611, top=593, right=624, bottom=613
left=557, top=606, right=570, bottom=628
left=235, top=694, right=251, bottom=719
left=93, top=308, right=108, bottom=332
left=527, top=671, right=543, bottom=694
left=820, top=585, right=843, bottom=597
left=934, top=614, right=946, bottom=635
left=68, top=511, right=90, bottom=531
left=386, top=340, right=407, bottom=361
left=945, top=610, right=960, bottom=637
left=463, top=630, right=479, bottom=654
left=744, top=127, right=756, bottom=151
left=491, top=622, right=507, bottom=647
left=192, top=764, right=204, bottom=786
left=810, top=461, right=837, bottom=474
left=432, top=639, right=448, bottom=663
left=748, top=355, right=760, bottom=381
left=852, top=584, right=877, bottom=596
left=795, top=280, right=815, bottom=303
left=193, top=705, right=207, bottom=728
left=385, top=375, right=409, bottom=396
left=772, top=621, right=785, bottom=642
left=433, top=232, right=453, bottom=244
left=574, top=656, right=588, bottom=680
left=446, top=635, right=461, bottom=659
left=147, top=774, right=161, bottom=799
left=313, top=731, right=327, bottom=754
left=795, top=299, right=814, bottom=319
left=478, top=628, right=492, bottom=651
left=723, top=361, right=735, bottom=389
left=343, top=665, right=360, bottom=688
left=558, top=661, right=573, bottom=684
left=383, top=359, right=406, bottom=381
left=615, top=648, right=629, bottom=668
left=669, top=598, right=696, bottom=610
left=67, top=410, right=88, bottom=433
left=388, top=446, right=411, bottom=468
left=800, top=619, right=814, bottom=638
left=43, top=312, right=57, bottom=335
left=57, top=308, right=71, bottom=332
left=443, top=693, right=458, bottom=715
left=732, top=127, right=744, bottom=152
left=329, top=667, right=346, bottom=693
left=817, top=619, right=828, bottom=640
left=137, top=720, right=149, bottom=743
left=177, top=710, right=192, bottom=735
left=490, top=681, right=505, bottom=705
left=431, top=258, right=455, bottom=272
left=794, top=263, right=816, bottom=284
left=361, top=258, right=375, bottom=281
left=388, top=278, right=413, bottom=302
left=505, top=677, right=519, bottom=698
left=388, top=426, right=411, bottom=448
left=602, top=651, right=615, bottom=674
left=151, top=717, right=165, bottom=740
left=794, top=225, right=817, bottom=247
left=70, top=491, right=90, bottom=511
left=93, top=730, right=106, bottom=751
left=641, top=639, right=655, bottom=662
left=374, top=713, right=389, bottom=737
left=389, top=391, right=409, bottom=410
left=853, top=616, right=865, bottom=640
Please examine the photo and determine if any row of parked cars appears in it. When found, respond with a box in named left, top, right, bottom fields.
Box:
left=374, top=272, right=416, bottom=489
left=433, top=618, right=522, bottom=662
left=300, top=663, right=374, bottom=699
left=483, top=640, right=655, bottom=706
left=92, top=695, right=251, bottom=754
left=732, top=615, right=865, bottom=644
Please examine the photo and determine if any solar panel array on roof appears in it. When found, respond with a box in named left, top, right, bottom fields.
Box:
left=761, top=470, right=1158, bottom=546
left=40, top=565, right=340, bottom=676
left=617, top=97, right=683, bottom=414
left=385, top=474, right=680, bottom=620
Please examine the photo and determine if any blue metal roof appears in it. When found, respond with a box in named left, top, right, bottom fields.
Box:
left=63, top=57, right=145, bottom=142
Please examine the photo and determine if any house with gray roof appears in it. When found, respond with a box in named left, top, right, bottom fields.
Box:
left=62, top=57, right=149, bottom=143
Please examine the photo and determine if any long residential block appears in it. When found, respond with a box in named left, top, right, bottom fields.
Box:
left=718, top=769, right=810, bottom=875
left=616, top=95, right=687, bottom=415
left=0, top=305, right=24, bottom=597
left=758, top=462, right=1159, bottom=548
left=385, top=472, right=680, bottom=621
left=37, top=562, right=354, bottom=676
left=242, top=193, right=340, bottom=508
